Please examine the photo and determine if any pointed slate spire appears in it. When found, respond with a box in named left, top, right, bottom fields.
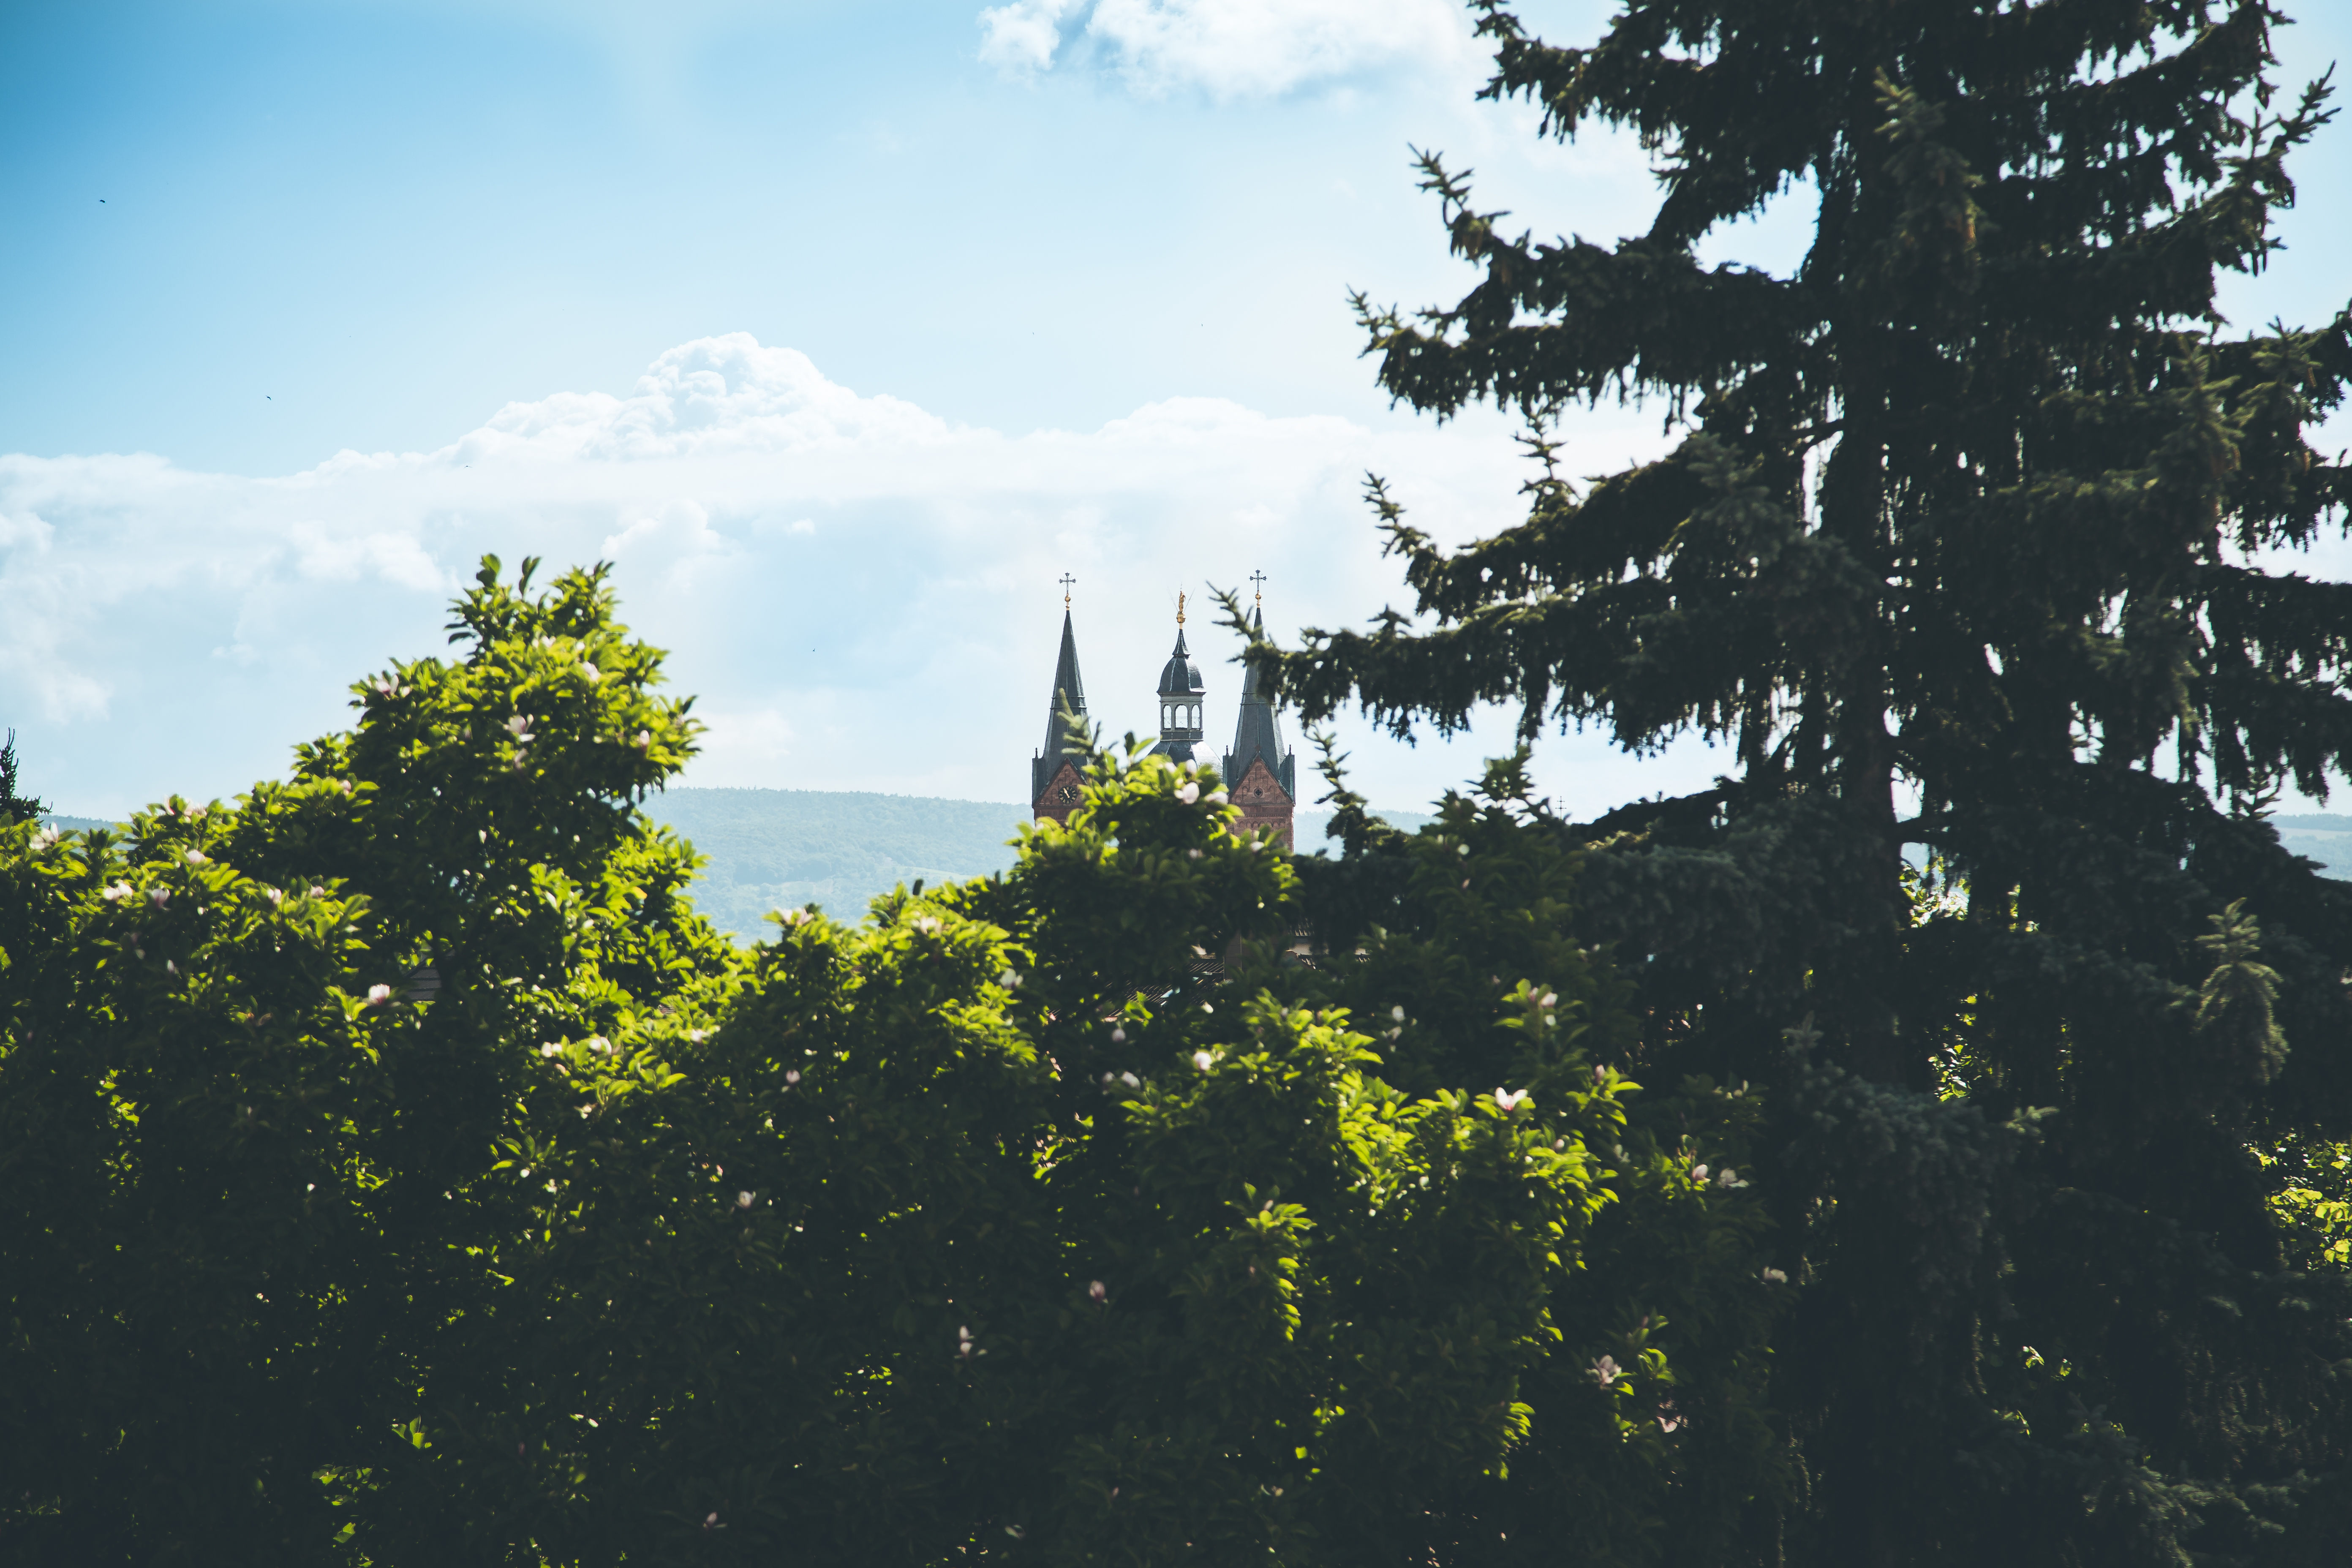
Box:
left=1032, top=608, right=1091, bottom=821
left=1222, top=593, right=1296, bottom=847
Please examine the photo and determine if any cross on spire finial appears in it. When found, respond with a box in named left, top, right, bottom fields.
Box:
left=1249, top=569, right=1267, bottom=605
left=1059, top=572, right=1076, bottom=607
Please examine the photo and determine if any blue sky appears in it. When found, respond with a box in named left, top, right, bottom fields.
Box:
left=6, top=0, right=2350, bottom=821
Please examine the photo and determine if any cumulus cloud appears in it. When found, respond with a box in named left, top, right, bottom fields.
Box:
left=289, top=524, right=448, bottom=591
left=977, top=0, right=1078, bottom=74
left=979, top=0, right=1473, bottom=97
left=0, top=333, right=1687, bottom=819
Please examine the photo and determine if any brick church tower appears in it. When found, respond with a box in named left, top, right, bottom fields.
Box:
left=1220, top=586, right=1296, bottom=849
left=1030, top=594, right=1091, bottom=825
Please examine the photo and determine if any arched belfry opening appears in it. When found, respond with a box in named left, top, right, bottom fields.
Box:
left=1152, top=592, right=1205, bottom=765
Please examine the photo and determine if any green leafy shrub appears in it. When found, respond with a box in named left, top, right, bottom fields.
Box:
left=3, top=561, right=1783, bottom=1566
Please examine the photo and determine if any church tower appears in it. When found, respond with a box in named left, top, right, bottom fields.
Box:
left=1151, top=593, right=1206, bottom=765
left=1221, top=578, right=1296, bottom=849
left=1031, top=584, right=1091, bottom=825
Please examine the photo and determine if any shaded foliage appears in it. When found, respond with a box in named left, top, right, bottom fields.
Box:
left=1244, top=3, right=2352, bottom=1563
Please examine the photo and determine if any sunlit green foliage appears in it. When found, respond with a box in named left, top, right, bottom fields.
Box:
left=0, top=556, right=736, bottom=1562
left=2, top=562, right=1782, bottom=1566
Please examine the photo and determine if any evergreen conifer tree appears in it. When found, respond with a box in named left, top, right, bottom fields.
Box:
left=1255, top=3, right=2352, bottom=1562
left=0, top=730, right=48, bottom=826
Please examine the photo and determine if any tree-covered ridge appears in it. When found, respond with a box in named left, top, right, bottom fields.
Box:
left=34, top=793, right=1443, bottom=942
left=37, top=797, right=2345, bottom=934
left=640, top=787, right=1034, bottom=937
left=2273, top=812, right=2352, bottom=874
left=37, top=814, right=120, bottom=835
left=637, top=790, right=1436, bottom=939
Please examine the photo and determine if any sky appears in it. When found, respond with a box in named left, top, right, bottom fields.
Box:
left=5, top=0, right=2351, bottom=822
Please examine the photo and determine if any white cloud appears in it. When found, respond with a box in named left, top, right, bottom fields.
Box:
left=690, top=703, right=800, bottom=781
left=978, top=0, right=1079, bottom=74
left=604, top=497, right=728, bottom=558
left=0, top=333, right=1674, bottom=819
left=978, top=0, right=1474, bottom=98
left=289, top=523, right=449, bottom=591
left=0, top=510, right=55, bottom=550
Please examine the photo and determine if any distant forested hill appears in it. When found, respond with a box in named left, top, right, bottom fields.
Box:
left=645, top=795, right=2344, bottom=940
left=2273, top=815, right=2352, bottom=877
left=41, top=816, right=122, bottom=835
left=641, top=789, right=1029, bottom=941
left=640, top=789, right=1435, bottom=940
left=37, top=798, right=2342, bottom=941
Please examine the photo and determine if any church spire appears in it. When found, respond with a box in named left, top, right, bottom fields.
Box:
left=1222, top=580, right=1296, bottom=848
left=1151, top=597, right=1206, bottom=765
left=1031, top=598, right=1091, bottom=824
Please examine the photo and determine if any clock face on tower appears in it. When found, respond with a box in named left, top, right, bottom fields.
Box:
left=1059, top=784, right=1080, bottom=802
